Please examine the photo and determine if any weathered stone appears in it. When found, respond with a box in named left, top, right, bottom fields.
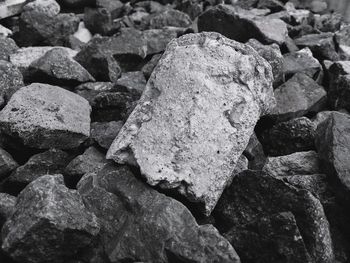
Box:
left=0, top=83, right=91, bottom=149
left=26, top=48, right=95, bottom=86
left=10, top=46, right=78, bottom=76
left=0, top=148, right=18, bottom=181
left=5, top=149, right=71, bottom=194
left=263, top=151, right=320, bottom=177
left=0, top=38, right=18, bottom=61
left=198, top=4, right=288, bottom=45
left=271, top=73, right=326, bottom=121
left=224, top=212, right=312, bottom=263
left=0, top=60, right=23, bottom=109
left=65, top=146, right=111, bottom=186
left=115, top=71, right=147, bottom=95
left=214, top=170, right=334, bottom=263
left=1, top=174, right=100, bottom=263
left=0, top=0, right=26, bottom=19
left=0, top=193, right=16, bottom=228
left=315, top=112, right=350, bottom=205
left=261, top=117, right=316, bottom=156
left=22, top=0, right=60, bottom=17
left=148, top=9, right=192, bottom=29
left=77, top=164, right=240, bottom=263
left=283, top=47, right=322, bottom=80
left=107, top=32, right=275, bottom=215
left=243, top=132, right=266, bottom=170
left=90, top=121, right=123, bottom=149
left=295, top=33, right=339, bottom=61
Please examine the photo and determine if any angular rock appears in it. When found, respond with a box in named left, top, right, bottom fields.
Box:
left=26, top=48, right=95, bottom=86
left=115, top=71, right=147, bottom=95
left=225, top=212, right=312, bottom=263
left=0, top=37, right=18, bottom=61
left=0, top=193, right=16, bottom=228
left=263, top=151, right=320, bottom=177
left=142, top=53, right=162, bottom=79
left=271, top=73, right=326, bottom=121
left=0, top=0, right=26, bottom=19
left=148, top=9, right=192, bottom=29
left=283, top=47, right=322, bottom=80
left=90, top=121, right=123, bottom=149
left=77, top=164, right=240, bottom=263
left=4, top=149, right=71, bottom=194
left=243, top=132, right=266, bottom=170
left=315, top=112, right=350, bottom=205
left=1, top=174, right=100, bottom=263
left=65, top=146, right=111, bottom=187
left=261, top=117, right=316, bottom=156
left=247, top=39, right=284, bottom=86
left=22, top=0, right=60, bottom=17
left=0, top=60, right=23, bottom=109
left=294, top=33, right=339, bottom=61
left=73, top=81, right=116, bottom=106
left=198, top=4, right=288, bottom=45
left=0, top=148, right=18, bottom=181
left=0, top=83, right=91, bottom=149
left=214, top=170, right=334, bottom=263
left=107, top=32, right=275, bottom=215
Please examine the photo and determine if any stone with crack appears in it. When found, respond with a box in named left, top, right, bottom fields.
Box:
left=107, top=32, right=275, bottom=215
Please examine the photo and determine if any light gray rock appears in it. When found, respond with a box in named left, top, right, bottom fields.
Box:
left=0, top=83, right=91, bottom=149
left=107, top=32, right=275, bottom=215
left=263, top=151, right=320, bottom=177
left=1, top=174, right=100, bottom=263
left=22, top=0, right=60, bottom=17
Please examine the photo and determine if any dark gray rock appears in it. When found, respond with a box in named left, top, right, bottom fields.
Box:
left=77, top=164, right=240, bottom=263
left=175, top=0, right=203, bottom=20
left=271, top=73, right=326, bottom=121
left=243, top=133, right=266, bottom=170
left=261, top=117, right=316, bottom=156
left=90, top=121, right=123, bottom=149
left=141, top=53, right=162, bottom=79
left=0, top=83, right=91, bottom=149
left=84, top=7, right=120, bottom=36
left=115, top=71, right=146, bottom=95
left=26, top=48, right=95, bottom=86
left=0, top=193, right=16, bottom=229
left=73, top=82, right=116, bottom=106
left=0, top=148, right=18, bottom=181
left=0, top=38, right=18, bottom=61
left=198, top=4, right=288, bottom=45
left=5, top=149, right=71, bottom=194
left=0, top=60, right=24, bottom=109
left=96, top=0, right=124, bottom=18
left=214, top=170, right=334, bottom=263
left=1, top=174, right=100, bottom=263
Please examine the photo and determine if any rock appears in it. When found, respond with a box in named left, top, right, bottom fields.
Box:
left=0, top=38, right=18, bottom=61
left=0, top=24, right=12, bottom=38
left=90, top=121, right=123, bottom=149
left=0, top=148, right=18, bottom=181
left=271, top=73, right=327, bottom=121
left=283, top=47, right=322, bottom=81
left=73, top=82, right=116, bottom=106
left=294, top=33, right=339, bottom=61
left=115, top=71, right=147, bottom=95
left=84, top=7, right=120, bottom=36
left=65, top=146, right=111, bottom=187
left=257, top=0, right=284, bottom=12
left=1, top=174, right=100, bottom=263
left=96, top=0, right=123, bottom=18
left=26, top=48, right=95, bottom=86
left=243, top=133, right=266, bottom=170
left=290, top=0, right=327, bottom=13
left=214, top=170, right=334, bottom=263
left=313, top=13, right=342, bottom=33
left=0, top=193, right=16, bottom=228
left=315, top=112, right=350, bottom=205
left=14, top=12, right=80, bottom=47
left=335, top=25, right=350, bottom=60
left=143, top=28, right=181, bottom=56
left=312, top=110, right=334, bottom=127
left=77, top=164, right=240, bottom=263
left=263, top=151, right=320, bottom=177
left=175, top=0, right=203, bottom=20
left=198, top=4, right=288, bottom=45
left=261, top=117, right=316, bottom=156
left=107, top=32, right=275, bottom=215
left=9, top=46, right=78, bottom=76
left=22, top=0, right=60, bottom=17
left=141, top=53, right=162, bottom=79
left=0, top=0, right=26, bottom=19
left=246, top=39, right=284, bottom=86
left=148, top=9, right=192, bottom=29
left=224, top=212, right=312, bottom=263
left=4, top=149, right=71, bottom=194
left=0, top=60, right=23, bottom=109
left=0, top=83, right=91, bottom=149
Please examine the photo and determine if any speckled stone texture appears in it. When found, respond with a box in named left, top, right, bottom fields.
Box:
left=107, top=32, right=275, bottom=215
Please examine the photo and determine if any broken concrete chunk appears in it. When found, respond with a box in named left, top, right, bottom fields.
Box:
left=107, top=32, right=275, bottom=215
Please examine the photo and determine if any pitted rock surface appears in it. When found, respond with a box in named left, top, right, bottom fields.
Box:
left=107, top=32, right=275, bottom=215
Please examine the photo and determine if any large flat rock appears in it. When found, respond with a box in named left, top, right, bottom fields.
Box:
left=107, top=32, right=275, bottom=215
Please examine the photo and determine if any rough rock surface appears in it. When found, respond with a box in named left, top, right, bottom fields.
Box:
left=0, top=193, right=16, bottom=228
left=1, top=175, right=100, bottom=263
left=107, top=32, right=275, bottom=215
left=263, top=151, right=320, bottom=177
left=90, top=121, right=123, bottom=149
left=0, top=38, right=18, bottom=61
left=77, top=164, right=240, bottom=263
left=214, top=170, right=334, bottom=263
left=0, top=83, right=91, bottom=149
left=0, top=148, right=18, bottom=181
